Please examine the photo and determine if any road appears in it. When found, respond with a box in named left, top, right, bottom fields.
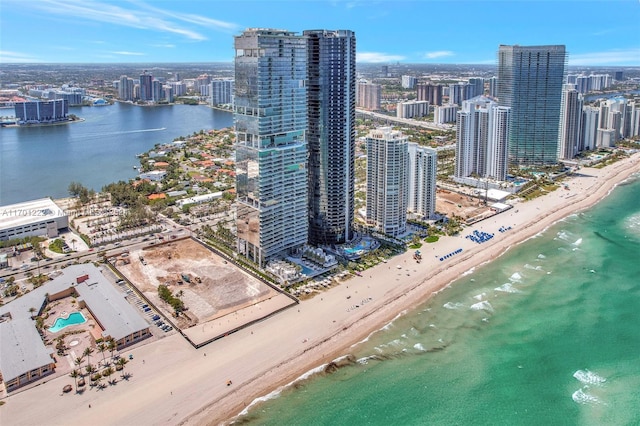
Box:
left=356, top=108, right=454, bottom=131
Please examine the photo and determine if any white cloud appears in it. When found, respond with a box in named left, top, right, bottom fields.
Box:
left=111, top=51, right=145, bottom=56
left=0, top=50, right=41, bottom=63
left=27, top=0, right=239, bottom=41
left=423, top=51, right=454, bottom=59
left=569, top=49, right=640, bottom=66
left=152, top=44, right=176, bottom=49
left=357, top=52, right=405, bottom=63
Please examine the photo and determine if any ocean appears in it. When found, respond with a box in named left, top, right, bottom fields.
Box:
left=240, top=174, right=640, bottom=426
left=0, top=103, right=233, bottom=205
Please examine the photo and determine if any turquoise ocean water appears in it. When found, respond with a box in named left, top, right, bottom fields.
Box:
left=240, top=175, right=640, bottom=426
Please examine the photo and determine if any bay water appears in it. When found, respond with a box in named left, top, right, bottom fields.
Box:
left=241, top=175, right=640, bottom=426
left=0, top=103, right=233, bottom=205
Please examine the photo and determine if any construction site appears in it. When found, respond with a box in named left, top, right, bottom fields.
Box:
left=112, top=237, right=296, bottom=347
left=436, top=188, right=497, bottom=223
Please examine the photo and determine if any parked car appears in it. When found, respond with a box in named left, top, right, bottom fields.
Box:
left=152, top=315, right=160, bottom=321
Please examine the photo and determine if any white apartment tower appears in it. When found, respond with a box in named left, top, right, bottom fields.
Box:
left=408, top=143, right=437, bottom=220
left=581, top=106, right=600, bottom=151
left=455, top=96, right=510, bottom=181
left=558, top=84, right=584, bottom=160
left=366, top=127, right=409, bottom=237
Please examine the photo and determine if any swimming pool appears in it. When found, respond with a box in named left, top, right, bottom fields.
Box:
left=48, top=312, right=87, bottom=333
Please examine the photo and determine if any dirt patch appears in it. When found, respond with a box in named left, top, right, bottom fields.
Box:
left=436, top=189, right=493, bottom=221
left=114, top=238, right=292, bottom=341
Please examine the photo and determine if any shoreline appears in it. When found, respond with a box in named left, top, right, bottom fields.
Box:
left=1, top=153, right=639, bottom=426
left=191, top=153, right=640, bottom=426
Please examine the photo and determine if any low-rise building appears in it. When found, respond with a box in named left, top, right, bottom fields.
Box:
left=0, top=264, right=150, bottom=392
left=0, top=198, right=68, bottom=241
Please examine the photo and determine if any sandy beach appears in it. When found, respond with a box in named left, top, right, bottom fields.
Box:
left=2, top=153, right=639, bottom=426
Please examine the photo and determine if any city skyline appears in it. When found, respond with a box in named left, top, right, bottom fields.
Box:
left=1, top=0, right=639, bottom=66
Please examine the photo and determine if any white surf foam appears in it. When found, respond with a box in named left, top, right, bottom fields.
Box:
left=237, top=362, right=329, bottom=416
left=443, top=302, right=464, bottom=310
left=573, top=238, right=583, bottom=246
left=494, top=283, right=522, bottom=293
left=537, top=254, right=547, bottom=259
left=572, top=388, right=601, bottom=405
left=472, top=292, right=486, bottom=301
left=509, top=272, right=523, bottom=282
left=573, top=369, right=606, bottom=386
left=413, top=343, right=426, bottom=351
left=470, top=300, right=494, bottom=313
left=524, top=264, right=543, bottom=271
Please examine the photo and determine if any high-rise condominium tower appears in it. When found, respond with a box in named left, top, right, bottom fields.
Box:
left=557, top=84, right=583, bottom=160
left=408, top=143, right=437, bottom=220
left=366, top=127, right=409, bottom=237
left=455, top=96, right=511, bottom=181
left=305, top=29, right=356, bottom=246
left=139, top=71, right=153, bottom=101
left=497, top=44, right=567, bottom=166
left=234, top=28, right=308, bottom=266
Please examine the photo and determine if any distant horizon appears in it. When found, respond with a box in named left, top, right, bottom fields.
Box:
left=1, top=0, right=638, bottom=66
left=1, top=62, right=638, bottom=69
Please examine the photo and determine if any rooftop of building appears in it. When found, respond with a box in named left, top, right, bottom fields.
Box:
left=0, top=264, right=148, bottom=382
left=0, top=198, right=67, bottom=230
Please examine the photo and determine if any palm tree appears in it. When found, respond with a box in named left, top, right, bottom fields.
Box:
left=28, top=307, right=37, bottom=319
left=85, top=364, right=97, bottom=379
left=103, top=366, right=115, bottom=385
left=116, top=357, right=128, bottom=378
left=74, top=356, right=84, bottom=375
left=83, top=347, right=94, bottom=370
left=107, top=337, right=117, bottom=360
left=97, top=342, right=107, bottom=367
left=70, top=369, right=79, bottom=392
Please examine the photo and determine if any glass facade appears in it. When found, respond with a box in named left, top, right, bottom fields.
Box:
left=497, top=45, right=567, bottom=166
left=234, top=29, right=308, bottom=265
left=305, top=29, right=356, bottom=246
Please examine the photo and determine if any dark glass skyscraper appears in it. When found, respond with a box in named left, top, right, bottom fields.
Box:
left=497, top=45, right=567, bottom=166
left=305, top=29, right=356, bottom=245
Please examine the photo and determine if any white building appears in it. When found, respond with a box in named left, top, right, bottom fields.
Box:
left=397, top=100, right=429, bottom=119
left=455, top=96, right=510, bottom=182
left=366, top=127, right=409, bottom=237
left=558, top=84, right=584, bottom=160
left=581, top=106, right=600, bottom=151
left=401, top=75, right=417, bottom=89
left=434, top=105, right=458, bottom=124
left=0, top=264, right=150, bottom=392
left=209, top=79, right=234, bottom=105
left=408, top=143, right=437, bottom=220
left=0, top=198, right=68, bottom=241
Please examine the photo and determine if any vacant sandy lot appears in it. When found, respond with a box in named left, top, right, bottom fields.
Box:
left=115, top=238, right=295, bottom=344
left=436, top=189, right=493, bottom=221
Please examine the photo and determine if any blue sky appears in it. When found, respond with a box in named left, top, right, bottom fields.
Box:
left=1, top=0, right=639, bottom=65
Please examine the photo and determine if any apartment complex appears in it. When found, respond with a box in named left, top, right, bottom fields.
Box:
left=558, top=84, right=584, bottom=160
left=498, top=44, right=567, bottom=166
left=455, top=96, right=511, bottom=181
left=365, top=127, right=409, bottom=237
left=234, top=28, right=309, bottom=266
left=305, top=29, right=356, bottom=245
left=407, top=143, right=437, bottom=220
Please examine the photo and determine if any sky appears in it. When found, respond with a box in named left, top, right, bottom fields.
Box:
left=1, top=0, right=639, bottom=66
